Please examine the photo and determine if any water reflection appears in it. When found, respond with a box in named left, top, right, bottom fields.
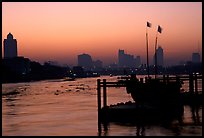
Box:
left=2, top=76, right=202, bottom=136
left=98, top=105, right=202, bottom=136
left=190, top=105, right=201, bottom=125
left=136, top=125, right=145, bottom=136
left=3, top=95, right=21, bottom=135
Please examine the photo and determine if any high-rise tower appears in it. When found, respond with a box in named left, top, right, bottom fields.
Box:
left=153, top=46, right=164, bottom=67
left=4, top=33, right=18, bottom=58
left=192, top=53, right=200, bottom=63
left=118, top=49, right=125, bottom=67
left=78, top=53, right=93, bottom=70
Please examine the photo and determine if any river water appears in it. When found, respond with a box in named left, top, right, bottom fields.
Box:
left=2, top=75, right=202, bottom=136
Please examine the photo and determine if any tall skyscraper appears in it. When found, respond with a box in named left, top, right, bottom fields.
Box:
left=118, top=49, right=125, bottom=67
left=78, top=53, right=93, bottom=70
left=192, top=53, right=200, bottom=63
left=153, top=46, right=164, bottom=67
left=4, top=32, right=18, bottom=58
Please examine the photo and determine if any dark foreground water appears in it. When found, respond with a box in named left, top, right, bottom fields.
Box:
left=2, top=75, right=202, bottom=136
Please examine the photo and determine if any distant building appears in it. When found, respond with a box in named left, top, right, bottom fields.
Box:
left=192, top=53, right=200, bottom=63
left=179, top=60, right=185, bottom=65
left=118, top=49, right=141, bottom=68
left=93, top=60, right=103, bottom=69
left=4, top=32, right=18, bottom=58
left=44, top=61, right=59, bottom=66
left=2, top=56, right=31, bottom=75
left=78, top=53, right=93, bottom=70
left=72, top=66, right=85, bottom=78
left=108, top=63, right=118, bottom=69
left=125, top=54, right=135, bottom=68
left=118, top=49, right=125, bottom=67
left=153, top=46, right=164, bottom=67
left=135, top=56, right=141, bottom=68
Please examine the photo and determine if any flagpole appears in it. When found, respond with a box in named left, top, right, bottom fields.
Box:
left=154, top=32, right=158, bottom=79
left=146, top=27, right=150, bottom=78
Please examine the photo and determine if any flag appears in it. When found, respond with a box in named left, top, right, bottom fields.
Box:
left=158, top=25, right=162, bottom=33
left=147, top=21, right=151, bottom=28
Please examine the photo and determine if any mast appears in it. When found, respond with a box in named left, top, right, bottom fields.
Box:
left=154, top=32, right=158, bottom=79
left=154, top=25, right=162, bottom=79
left=146, top=27, right=150, bottom=78
left=146, top=21, right=151, bottom=78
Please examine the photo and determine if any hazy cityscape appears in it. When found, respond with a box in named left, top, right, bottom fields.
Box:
left=2, top=32, right=202, bottom=83
left=2, top=2, right=202, bottom=136
left=2, top=32, right=202, bottom=68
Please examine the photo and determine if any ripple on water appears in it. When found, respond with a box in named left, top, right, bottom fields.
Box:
left=2, top=76, right=202, bottom=136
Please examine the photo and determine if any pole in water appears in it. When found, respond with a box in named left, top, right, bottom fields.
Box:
left=97, top=79, right=101, bottom=133
left=103, top=79, right=107, bottom=108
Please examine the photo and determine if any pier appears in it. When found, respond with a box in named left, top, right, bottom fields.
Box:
left=97, top=74, right=202, bottom=132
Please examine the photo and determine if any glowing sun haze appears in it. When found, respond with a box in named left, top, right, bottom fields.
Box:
left=2, top=2, right=202, bottom=66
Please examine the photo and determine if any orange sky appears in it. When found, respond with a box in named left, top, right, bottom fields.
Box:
left=2, top=2, right=202, bottom=66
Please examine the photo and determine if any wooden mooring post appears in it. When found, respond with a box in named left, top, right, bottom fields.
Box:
left=167, top=75, right=169, bottom=83
left=97, top=78, right=127, bottom=132
left=97, top=79, right=101, bottom=132
left=103, top=79, right=107, bottom=108
left=194, top=74, right=198, bottom=95
left=140, top=78, right=143, bottom=83
left=189, top=74, right=194, bottom=95
left=163, top=75, right=166, bottom=83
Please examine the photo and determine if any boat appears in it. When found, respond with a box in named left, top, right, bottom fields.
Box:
left=99, top=75, right=184, bottom=125
left=125, top=75, right=184, bottom=118
left=100, top=101, right=182, bottom=125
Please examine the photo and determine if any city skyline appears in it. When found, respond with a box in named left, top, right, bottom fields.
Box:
left=2, top=32, right=201, bottom=68
left=2, top=2, right=202, bottom=66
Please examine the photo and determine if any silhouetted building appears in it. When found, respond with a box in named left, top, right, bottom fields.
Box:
left=179, top=60, right=186, bottom=65
left=2, top=56, right=30, bottom=75
left=118, top=49, right=138, bottom=68
left=125, top=54, right=135, bottom=68
left=44, top=61, right=59, bottom=66
left=4, top=32, right=18, bottom=58
left=192, top=53, right=200, bottom=63
left=118, top=49, right=125, bottom=67
left=108, top=63, right=118, bottom=69
left=78, top=53, right=93, bottom=70
left=135, top=56, right=141, bottom=68
left=93, top=60, right=103, bottom=69
left=72, top=66, right=85, bottom=78
left=153, top=46, right=164, bottom=67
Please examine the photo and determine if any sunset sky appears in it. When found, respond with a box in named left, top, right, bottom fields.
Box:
left=2, top=2, right=202, bottom=66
